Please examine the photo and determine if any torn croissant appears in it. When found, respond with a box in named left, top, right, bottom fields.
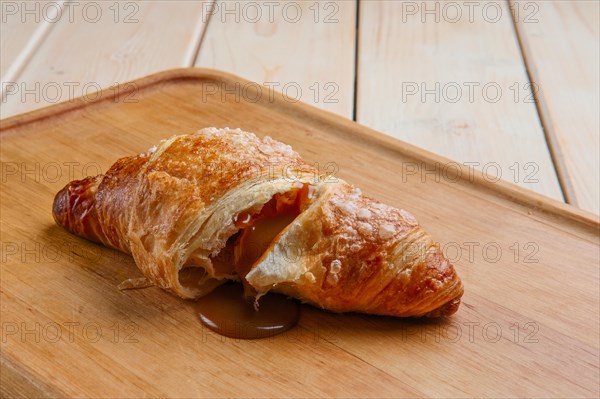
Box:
left=52, top=128, right=463, bottom=317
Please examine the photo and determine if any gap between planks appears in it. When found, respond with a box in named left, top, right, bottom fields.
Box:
left=194, top=0, right=357, bottom=118
left=507, top=0, right=575, bottom=206
left=352, top=0, right=361, bottom=122
left=188, top=0, right=216, bottom=67
left=1, top=1, right=216, bottom=117
left=191, top=0, right=216, bottom=66
left=0, top=0, right=64, bottom=101
left=354, top=0, right=564, bottom=201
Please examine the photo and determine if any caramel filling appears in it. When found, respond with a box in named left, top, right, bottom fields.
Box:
left=231, top=183, right=313, bottom=296
left=194, top=283, right=300, bottom=339
left=194, top=185, right=312, bottom=339
left=185, top=184, right=313, bottom=294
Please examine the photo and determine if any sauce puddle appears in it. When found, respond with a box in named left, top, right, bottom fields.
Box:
left=195, top=283, right=300, bottom=339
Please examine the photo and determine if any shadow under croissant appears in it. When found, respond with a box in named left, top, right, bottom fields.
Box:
left=42, top=224, right=140, bottom=282
left=298, top=305, right=461, bottom=345
left=41, top=224, right=458, bottom=342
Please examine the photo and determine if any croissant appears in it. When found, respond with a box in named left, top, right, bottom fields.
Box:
left=52, top=128, right=463, bottom=317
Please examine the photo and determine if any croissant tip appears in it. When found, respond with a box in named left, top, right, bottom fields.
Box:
left=52, top=184, right=70, bottom=228
left=424, top=296, right=462, bottom=318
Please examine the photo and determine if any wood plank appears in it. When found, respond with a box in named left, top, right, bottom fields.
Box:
left=195, top=0, right=356, bottom=118
left=0, top=0, right=59, bottom=86
left=512, top=0, right=599, bottom=214
left=356, top=0, right=563, bottom=201
left=1, top=0, right=211, bottom=118
left=0, top=68, right=598, bottom=397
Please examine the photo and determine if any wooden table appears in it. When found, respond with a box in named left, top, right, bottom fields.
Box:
left=1, top=1, right=599, bottom=397
left=1, top=67, right=599, bottom=399
left=1, top=0, right=598, bottom=213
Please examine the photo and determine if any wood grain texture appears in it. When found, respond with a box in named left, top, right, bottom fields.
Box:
left=196, top=0, right=356, bottom=118
left=356, top=0, right=563, bottom=201
left=0, top=0, right=59, bottom=87
left=1, top=1, right=73, bottom=109
left=512, top=0, right=599, bottom=214
left=1, top=1, right=211, bottom=118
left=0, top=69, right=598, bottom=398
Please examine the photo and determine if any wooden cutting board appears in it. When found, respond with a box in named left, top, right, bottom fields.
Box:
left=1, top=68, right=598, bottom=398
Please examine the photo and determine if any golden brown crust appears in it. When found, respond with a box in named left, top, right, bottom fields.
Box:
left=246, top=182, right=463, bottom=317
left=53, top=153, right=149, bottom=254
left=53, top=175, right=103, bottom=244
left=53, top=128, right=463, bottom=317
left=53, top=128, right=318, bottom=298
